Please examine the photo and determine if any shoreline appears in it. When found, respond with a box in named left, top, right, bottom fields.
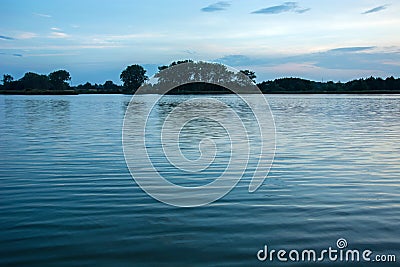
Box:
left=2, top=90, right=400, bottom=95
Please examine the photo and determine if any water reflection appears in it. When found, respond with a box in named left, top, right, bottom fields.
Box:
left=0, top=94, right=399, bottom=265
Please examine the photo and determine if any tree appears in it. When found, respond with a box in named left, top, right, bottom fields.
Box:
left=158, top=65, right=169, bottom=72
left=20, top=72, right=50, bottom=90
left=120, top=64, right=147, bottom=93
left=48, top=70, right=71, bottom=90
left=76, top=82, right=93, bottom=90
left=2, top=74, right=14, bottom=85
left=103, top=80, right=117, bottom=89
left=157, top=59, right=194, bottom=72
left=148, top=61, right=255, bottom=94
left=1, top=74, right=14, bottom=90
left=170, top=59, right=194, bottom=67
left=103, top=80, right=121, bottom=92
left=240, top=70, right=257, bottom=83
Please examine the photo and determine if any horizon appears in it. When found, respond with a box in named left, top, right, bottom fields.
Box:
left=1, top=0, right=399, bottom=85
left=2, top=63, right=399, bottom=87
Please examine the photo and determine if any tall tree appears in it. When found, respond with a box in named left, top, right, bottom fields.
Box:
left=120, top=64, right=147, bottom=93
left=49, top=70, right=71, bottom=90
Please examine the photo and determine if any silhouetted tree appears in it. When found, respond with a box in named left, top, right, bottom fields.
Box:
left=170, top=59, right=194, bottom=67
left=1, top=74, right=14, bottom=90
left=120, top=64, right=147, bottom=94
left=240, top=70, right=257, bottom=83
left=2, top=74, right=14, bottom=84
left=49, top=70, right=71, bottom=90
left=77, top=82, right=93, bottom=90
left=147, top=61, right=255, bottom=94
left=103, top=80, right=116, bottom=89
left=20, top=72, right=50, bottom=90
left=157, top=59, right=194, bottom=72
left=158, top=65, right=169, bottom=72
left=100, top=80, right=121, bottom=93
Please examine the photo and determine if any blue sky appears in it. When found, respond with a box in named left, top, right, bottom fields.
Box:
left=1, top=0, right=399, bottom=84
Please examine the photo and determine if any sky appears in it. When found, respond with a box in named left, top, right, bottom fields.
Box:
left=1, top=0, right=399, bottom=85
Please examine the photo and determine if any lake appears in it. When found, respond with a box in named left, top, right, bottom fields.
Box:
left=0, top=94, right=399, bottom=266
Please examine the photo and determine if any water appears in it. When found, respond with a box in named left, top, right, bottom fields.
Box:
left=0, top=94, right=399, bottom=266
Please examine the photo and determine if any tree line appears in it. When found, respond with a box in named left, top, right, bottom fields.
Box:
left=1, top=70, right=73, bottom=93
left=1, top=61, right=399, bottom=94
left=0, top=65, right=148, bottom=94
left=257, top=76, right=400, bottom=94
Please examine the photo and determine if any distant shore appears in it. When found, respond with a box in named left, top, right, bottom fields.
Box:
left=2, top=89, right=400, bottom=95
left=2, top=61, right=400, bottom=95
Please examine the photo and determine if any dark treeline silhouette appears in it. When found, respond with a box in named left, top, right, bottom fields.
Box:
left=0, top=70, right=123, bottom=95
left=75, top=81, right=122, bottom=94
left=1, top=70, right=75, bottom=94
left=1, top=61, right=400, bottom=94
left=257, top=76, right=400, bottom=94
left=0, top=65, right=146, bottom=94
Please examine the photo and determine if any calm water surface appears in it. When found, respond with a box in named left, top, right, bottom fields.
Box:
left=0, top=94, right=399, bottom=266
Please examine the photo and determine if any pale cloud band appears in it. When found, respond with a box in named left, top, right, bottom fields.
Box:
left=33, top=12, right=52, bottom=18
left=216, top=46, right=400, bottom=81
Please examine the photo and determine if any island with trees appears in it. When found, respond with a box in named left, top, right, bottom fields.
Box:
left=1, top=60, right=400, bottom=94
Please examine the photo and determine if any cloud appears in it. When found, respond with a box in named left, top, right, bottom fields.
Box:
left=33, top=12, right=52, bottom=18
left=17, top=32, right=38, bottom=39
left=201, top=1, right=230, bottom=12
left=183, top=49, right=197, bottom=55
left=49, top=27, right=69, bottom=39
left=0, top=52, right=23, bottom=57
left=362, top=5, right=388, bottom=14
left=328, top=46, right=375, bottom=53
left=252, top=2, right=310, bottom=14
left=50, top=31, right=69, bottom=38
left=296, top=8, right=311, bottom=14
left=89, top=33, right=166, bottom=44
left=0, top=35, right=15, bottom=40
left=216, top=55, right=252, bottom=65
left=25, top=52, right=79, bottom=57
left=217, top=47, right=381, bottom=69
left=215, top=46, right=400, bottom=81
